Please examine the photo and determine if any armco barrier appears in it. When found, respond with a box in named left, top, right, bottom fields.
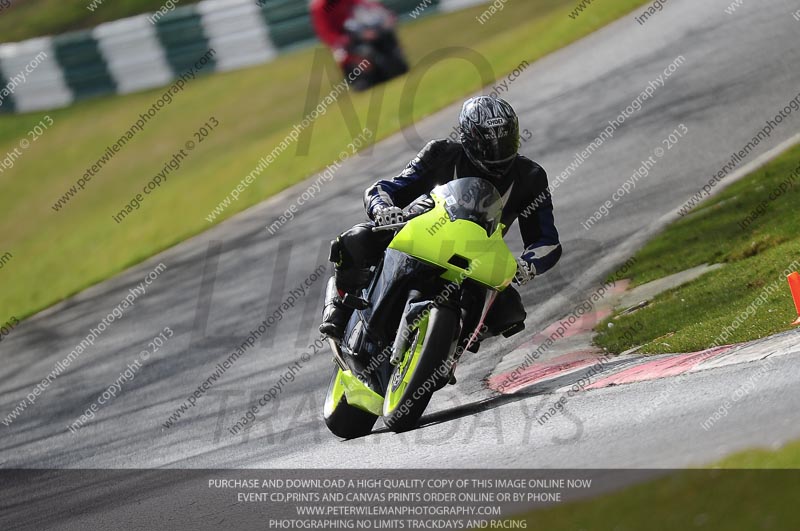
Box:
left=0, top=0, right=487, bottom=114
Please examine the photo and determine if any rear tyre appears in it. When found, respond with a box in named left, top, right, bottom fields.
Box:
left=323, top=367, right=379, bottom=439
left=383, top=307, right=458, bottom=432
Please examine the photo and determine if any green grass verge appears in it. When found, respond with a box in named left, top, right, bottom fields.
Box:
left=0, top=0, right=181, bottom=42
left=514, top=440, right=800, bottom=531
left=714, top=439, right=800, bottom=468
left=0, top=0, right=651, bottom=322
left=596, top=144, right=800, bottom=354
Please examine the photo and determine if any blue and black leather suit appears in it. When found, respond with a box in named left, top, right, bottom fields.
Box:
left=330, top=138, right=562, bottom=337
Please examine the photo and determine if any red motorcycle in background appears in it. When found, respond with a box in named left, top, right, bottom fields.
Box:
left=310, top=0, right=409, bottom=91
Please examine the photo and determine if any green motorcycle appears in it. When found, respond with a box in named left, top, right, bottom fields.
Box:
left=323, top=177, right=519, bottom=437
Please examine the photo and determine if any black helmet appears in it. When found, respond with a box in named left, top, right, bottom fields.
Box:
left=459, top=96, right=520, bottom=178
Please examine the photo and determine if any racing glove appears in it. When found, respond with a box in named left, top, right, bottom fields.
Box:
left=374, top=206, right=405, bottom=226
left=513, top=257, right=536, bottom=286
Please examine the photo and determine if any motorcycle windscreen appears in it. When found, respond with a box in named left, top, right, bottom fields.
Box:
left=389, top=177, right=516, bottom=290
left=436, top=177, right=503, bottom=235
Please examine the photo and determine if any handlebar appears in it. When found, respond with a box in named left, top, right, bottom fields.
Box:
left=371, top=222, right=407, bottom=232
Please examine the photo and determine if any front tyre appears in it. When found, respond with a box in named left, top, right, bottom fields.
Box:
left=383, top=306, right=458, bottom=432
left=324, top=367, right=379, bottom=439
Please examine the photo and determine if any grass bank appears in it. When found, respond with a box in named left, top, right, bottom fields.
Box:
left=596, top=144, right=800, bottom=354
left=516, top=440, right=800, bottom=530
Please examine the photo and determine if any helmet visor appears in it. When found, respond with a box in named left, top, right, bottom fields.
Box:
left=464, top=131, right=519, bottom=176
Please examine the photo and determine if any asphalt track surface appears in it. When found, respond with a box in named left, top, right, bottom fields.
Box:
left=2, top=0, right=800, bottom=476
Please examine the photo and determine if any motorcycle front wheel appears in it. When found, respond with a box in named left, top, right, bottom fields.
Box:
left=382, top=306, right=458, bottom=432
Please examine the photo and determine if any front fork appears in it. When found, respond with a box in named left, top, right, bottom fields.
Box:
left=390, top=281, right=464, bottom=367
left=390, top=290, right=423, bottom=366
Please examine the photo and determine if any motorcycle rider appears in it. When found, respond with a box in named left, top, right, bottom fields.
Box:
left=309, top=0, right=394, bottom=88
left=320, top=96, right=562, bottom=363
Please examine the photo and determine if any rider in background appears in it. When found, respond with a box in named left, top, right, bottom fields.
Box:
left=320, top=97, right=563, bottom=366
left=309, top=0, right=393, bottom=85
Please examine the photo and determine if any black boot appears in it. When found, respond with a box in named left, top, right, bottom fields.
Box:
left=319, top=277, right=353, bottom=340
left=320, top=229, right=378, bottom=340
